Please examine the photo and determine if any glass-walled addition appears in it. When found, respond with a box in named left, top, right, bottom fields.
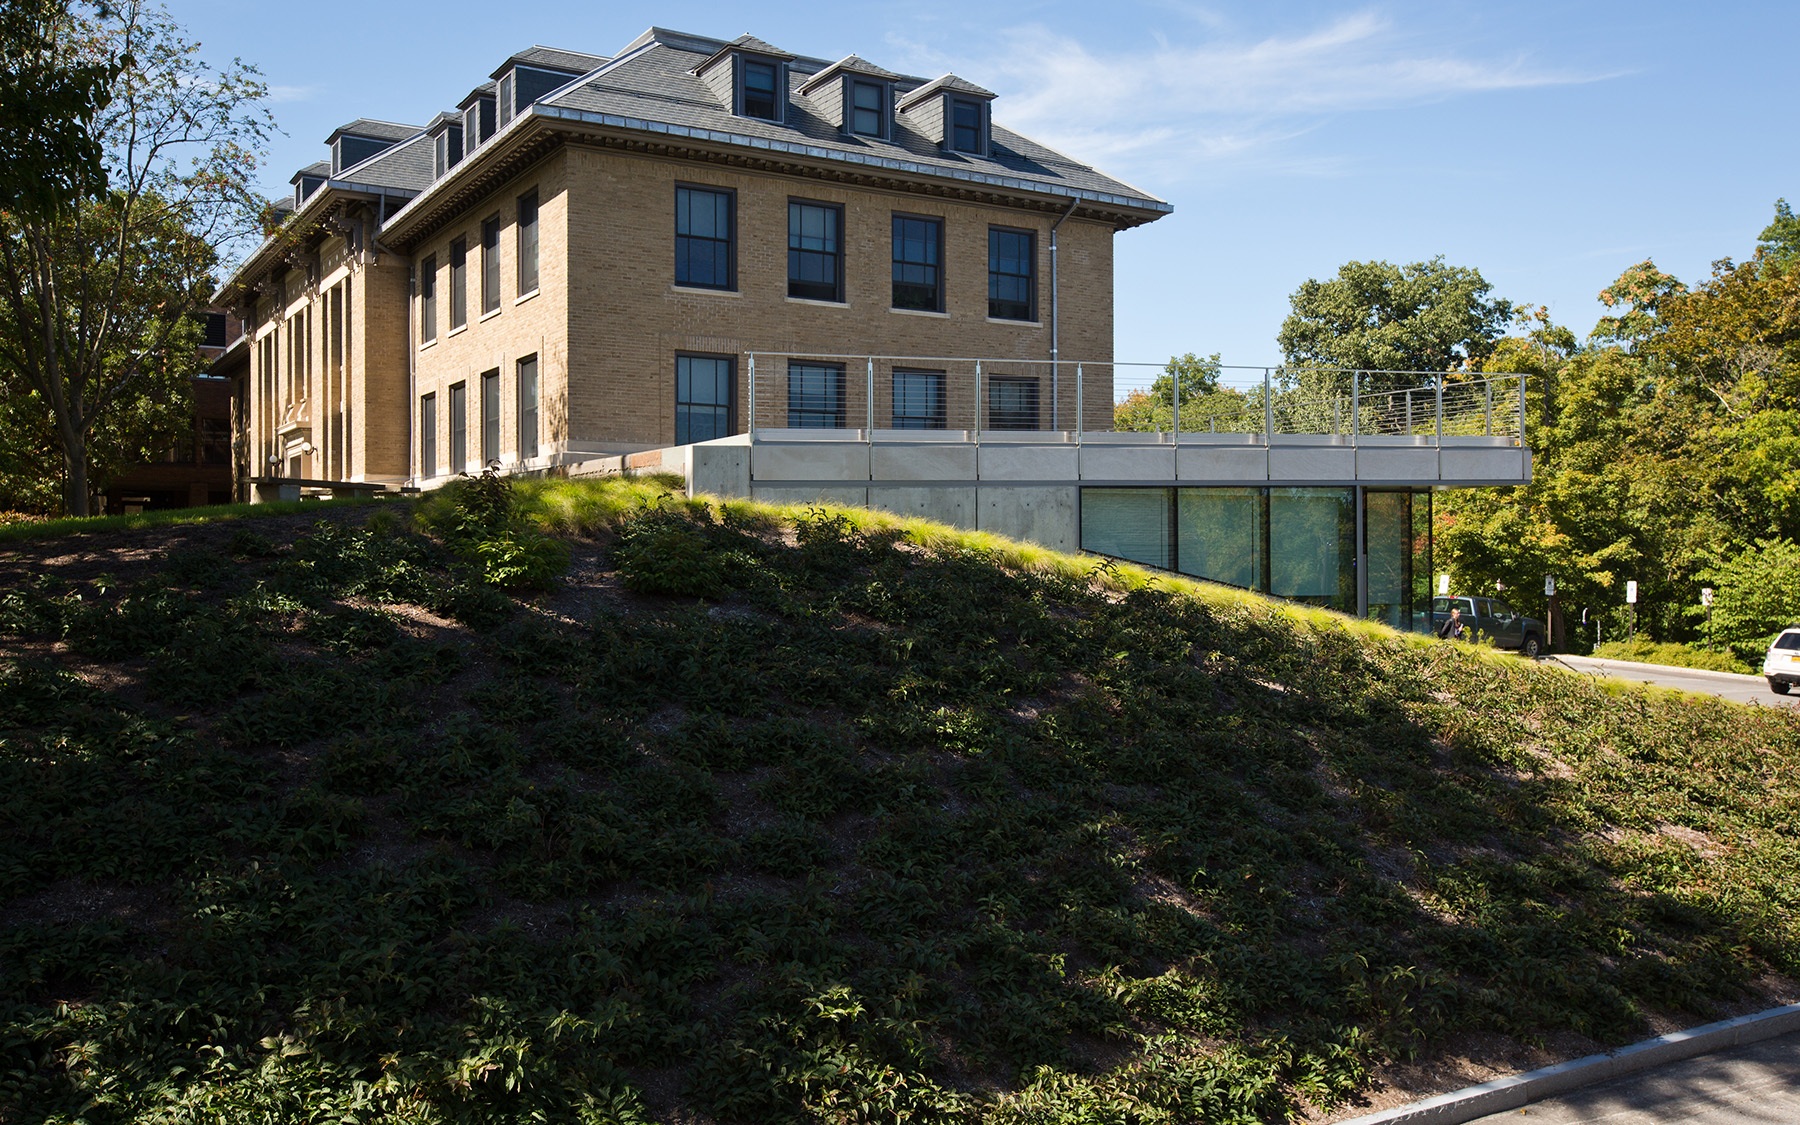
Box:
left=1080, top=486, right=1432, bottom=622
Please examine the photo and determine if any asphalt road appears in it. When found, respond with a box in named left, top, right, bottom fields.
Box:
left=1548, top=654, right=1800, bottom=709
left=1464, top=1030, right=1800, bottom=1124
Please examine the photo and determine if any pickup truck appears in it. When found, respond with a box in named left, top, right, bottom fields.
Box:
left=1429, top=595, right=1547, bottom=658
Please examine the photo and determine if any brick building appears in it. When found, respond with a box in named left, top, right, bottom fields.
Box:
left=215, top=28, right=1171, bottom=492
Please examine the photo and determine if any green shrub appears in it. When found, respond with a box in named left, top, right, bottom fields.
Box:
left=1591, top=639, right=1752, bottom=674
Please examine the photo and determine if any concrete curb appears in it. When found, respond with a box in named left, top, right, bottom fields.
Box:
left=1336, top=1003, right=1800, bottom=1125
left=1548, top=654, right=1760, bottom=686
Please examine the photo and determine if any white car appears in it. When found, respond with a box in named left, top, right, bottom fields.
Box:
left=1762, top=627, right=1800, bottom=695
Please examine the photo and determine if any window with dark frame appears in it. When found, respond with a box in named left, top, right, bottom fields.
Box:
left=481, top=216, right=500, bottom=314
left=740, top=59, right=781, bottom=120
left=420, top=393, right=437, bottom=477
left=891, top=214, right=943, bottom=311
left=950, top=97, right=985, bottom=154
left=893, top=369, right=947, bottom=430
left=481, top=369, right=500, bottom=465
left=849, top=79, right=886, bottom=137
left=517, top=354, right=539, bottom=460
left=988, top=375, right=1040, bottom=430
left=787, top=362, right=845, bottom=428
left=517, top=189, right=539, bottom=295
left=988, top=227, right=1036, bottom=320
left=419, top=254, right=437, bottom=342
left=449, top=381, right=467, bottom=470
left=676, top=354, right=734, bottom=444
left=449, top=237, right=468, bottom=329
left=498, top=72, right=515, bottom=127
left=788, top=200, right=843, bottom=302
left=675, top=185, right=734, bottom=290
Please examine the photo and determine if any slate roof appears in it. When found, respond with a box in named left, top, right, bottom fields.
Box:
left=798, top=55, right=905, bottom=94
left=290, top=160, right=330, bottom=184
left=492, top=46, right=609, bottom=79
left=326, top=118, right=421, bottom=145
left=896, top=73, right=996, bottom=108
left=537, top=30, right=1165, bottom=213
left=331, top=131, right=433, bottom=195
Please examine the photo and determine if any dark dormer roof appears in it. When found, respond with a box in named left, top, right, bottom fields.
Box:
left=325, top=118, right=421, bottom=146
left=693, top=33, right=794, bottom=76
left=334, top=131, right=434, bottom=194
left=290, top=160, right=330, bottom=185
left=426, top=111, right=460, bottom=132
left=798, top=54, right=904, bottom=95
left=897, top=74, right=996, bottom=111
left=457, top=86, right=495, bottom=111
left=492, top=46, right=609, bottom=78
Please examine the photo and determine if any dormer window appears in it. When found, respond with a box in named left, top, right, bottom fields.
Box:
left=949, top=97, right=986, bottom=154
left=695, top=36, right=795, bottom=125
left=741, top=59, right=782, bottom=120
left=430, top=120, right=464, bottom=179
left=498, top=72, right=516, bottom=127
left=849, top=79, right=888, bottom=138
left=460, top=90, right=496, bottom=154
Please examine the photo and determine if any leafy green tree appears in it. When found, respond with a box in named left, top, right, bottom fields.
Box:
left=1277, top=257, right=1514, bottom=393
left=1696, top=539, right=1800, bottom=662
left=0, top=0, right=119, bottom=219
left=1758, top=198, right=1800, bottom=270
left=1588, top=260, right=1686, bottom=348
left=1113, top=352, right=1253, bottom=432
left=0, top=0, right=271, bottom=515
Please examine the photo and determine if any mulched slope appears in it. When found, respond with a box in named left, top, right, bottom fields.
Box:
left=2, top=497, right=1799, bottom=1124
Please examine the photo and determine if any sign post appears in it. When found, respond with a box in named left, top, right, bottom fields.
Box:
left=1626, top=580, right=1638, bottom=641
left=1545, top=575, right=1560, bottom=652
left=1701, top=587, right=1714, bottom=650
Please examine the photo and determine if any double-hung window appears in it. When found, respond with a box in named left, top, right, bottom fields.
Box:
left=891, top=215, right=943, bottom=311
left=788, top=362, right=845, bottom=428
left=419, top=255, right=437, bottom=343
left=893, top=369, right=946, bottom=430
left=481, top=216, right=501, bottom=314
left=449, top=381, right=467, bottom=470
left=848, top=79, right=886, bottom=138
left=950, top=97, right=986, bottom=155
left=480, top=369, right=500, bottom=465
left=449, top=237, right=468, bottom=330
left=676, top=354, right=733, bottom=444
left=988, top=376, right=1040, bottom=430
left=420, top=393, right=437, bottom=477
left=788, top=200, right=843, bottom=302
left=740, top=59, right=781, bottom=120
left=675, top=185, right=734, bottom=290
left=988, top=227, right=1036, bottom=320
left=517, top=189, right=539, bottom=295
left=517, top=354, right=539, bottom=460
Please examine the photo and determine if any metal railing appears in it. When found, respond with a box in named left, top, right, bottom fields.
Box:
left=739, top=353, right=1528, bottom=445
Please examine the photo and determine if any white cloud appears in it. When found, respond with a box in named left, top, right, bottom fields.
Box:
left=894, top=10, right=1619, bottom=183
left=266, top=84, right=315, bottom=104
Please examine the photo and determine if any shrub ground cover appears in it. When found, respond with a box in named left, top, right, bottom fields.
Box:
left=2, top=478, right=1798, bottom=1123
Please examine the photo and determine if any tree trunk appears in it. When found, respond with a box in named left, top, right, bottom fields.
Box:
left=62, top=440, right=89, bottom=516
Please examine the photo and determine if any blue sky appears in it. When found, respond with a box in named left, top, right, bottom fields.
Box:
left=180, top=0, right=1800, bottom=367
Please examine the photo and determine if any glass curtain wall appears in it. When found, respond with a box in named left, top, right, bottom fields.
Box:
left=1081, top=488, right=1173, bottom=571
left=1176, top=487, right=1266, bottom=591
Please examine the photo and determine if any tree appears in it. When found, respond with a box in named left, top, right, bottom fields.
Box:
left=0, top=0, right=119, bottom=218
left=1277, top=258, right=1514, bottom=393
left=0, top=1, right=271, bottom=515
left=1113, top=352, right=1252, bottom=432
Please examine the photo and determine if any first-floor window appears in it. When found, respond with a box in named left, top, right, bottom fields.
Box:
left=988, top=376, right=1040, bottom=430
left=676, top=354, right=733, bottom=444
left=788, top=361, right=845, bottom=428
left=481, top=369, right=500, bottom=465
left=449, top=381, right=467, bottom=469
left=893, top=369, right=946, bottom=429
left=420, top=393, right=437, bottom=477
left=517, top=354, right=539, bottom=460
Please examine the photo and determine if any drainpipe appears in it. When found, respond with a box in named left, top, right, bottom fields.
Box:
left=1049, top=196, right=1078, bottom=431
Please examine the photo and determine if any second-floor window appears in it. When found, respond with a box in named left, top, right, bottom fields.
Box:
left=892, top=215, right=943, bottom=311
left=788, top=200, right=843, bottom=303
left=988, top=228, right=1036, bottom=321
left=419, top=254, right=437, bottom=342
left=675, top=185, right=734, bottom=290
left=517, top=189, right=539, bottom=295
left=449, top=237, right=468, bottom=330
left=481, top=216, right=501, bottom=314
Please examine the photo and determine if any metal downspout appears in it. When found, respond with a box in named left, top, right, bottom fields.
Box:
left=1049, top=196, right=1078, bottom=432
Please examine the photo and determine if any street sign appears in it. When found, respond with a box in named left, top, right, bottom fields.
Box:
left=1544, top=575, right=1556, bottom=596
left=1437, top=574, right=1450, bottom=596
left=1701, top=587, right=1714, bottom=607
left=1626, top=580, right=1638, bottom=604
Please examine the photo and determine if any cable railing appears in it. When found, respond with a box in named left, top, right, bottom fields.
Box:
left=737, top=354, right=1528, bottom=445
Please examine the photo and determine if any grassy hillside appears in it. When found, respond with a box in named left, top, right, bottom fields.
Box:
left=2, top=477, right=1798, bottom=1123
